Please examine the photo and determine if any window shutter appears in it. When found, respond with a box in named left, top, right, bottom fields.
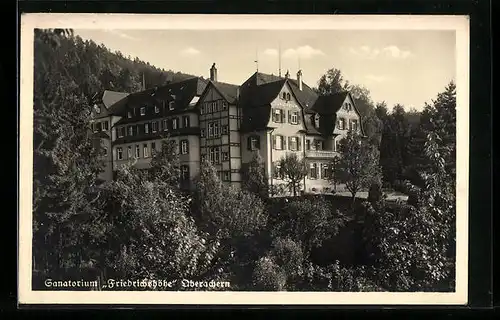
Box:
left=282, top=135, right=286, bottom=150
left=288, top=137, right=292, bottom=150
left=288, top=110, right=291, bottom=123
left=271, top=108, right=275, bottom=122
left=247, top=136, right=252, bottom=150
left=297, top=137, right=301, bottom=151
left=297, top=112, right=301, bottom=124
left=256, top=136, right=260, bottom=149
left=281, top=110, right=285, bottom=123
left=272, top=135, right=276, bottom=149
left=186, top=140, right=189, bottom=153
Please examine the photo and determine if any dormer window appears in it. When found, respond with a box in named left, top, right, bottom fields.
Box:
left=247, top=135, right=260, bottom=151
left=127, top=111, right=132, bottom=118
left=140, top=107, right=146, bottom=116
left=154, top=105, right=160, bottom=113
left=314, top=114, right=320, bottom=128
left=94, top=104, right=101, bottom=114
left=169, top=101, right=175, bottom=111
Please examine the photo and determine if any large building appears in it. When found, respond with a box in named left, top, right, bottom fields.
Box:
left=90, top=63, right=364, bottom=195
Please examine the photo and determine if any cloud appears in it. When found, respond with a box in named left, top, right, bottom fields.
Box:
left=102, top=29, right=139, bottom=41
left=382, top=45, right=412, bottom=59
left=348, top=45, right=413, bottom=60
left=180, top=47, right=201, bottom=56
left=263, top=48, right=279, bottom=56
left=364, top=74, right=390, bottom=83
left=282, top=45, right=325, bottom=59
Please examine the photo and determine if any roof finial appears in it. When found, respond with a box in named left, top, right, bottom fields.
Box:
left=254, top=47, right=259, bottom=72
left=278, top=42, right=282, bottom=77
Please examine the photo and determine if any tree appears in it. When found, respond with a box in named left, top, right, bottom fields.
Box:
left=33, top=29, right=107, bottom=280
left=333, top=131, right=382, bottom=203
left=277, top=153, right=308, bottom=196
left=270, top=197, right=347, bottom=256
left=191, top=161, right=268, bottom=288
left=100, top=163, right=220, bottom=285
left=148, top=137, right=181, bottom=188
left=316, top=68, right=350, bottom=95
left=241, top=151, right=269, bottom=199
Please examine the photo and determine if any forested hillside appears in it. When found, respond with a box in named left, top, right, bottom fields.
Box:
left=34, top=29, right=197, bottom=100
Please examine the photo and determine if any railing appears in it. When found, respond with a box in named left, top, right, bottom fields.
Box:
left=305, top=150, right=339, bottom=159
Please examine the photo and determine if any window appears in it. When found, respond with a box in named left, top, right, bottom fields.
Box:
left=151, top=142, right=156, bottom=155
left=248, top=136, right=260, bottom=150
left=143, top=144, right=149, bottom=158
left=222, top=152, right=229, bottom=161
left=309, top=163, right=318, bottom=179
left=321, top=164, right=330, bottom=180
left=103, top=121, right=109, bottom=131
left=94, top=105, right=101, bottom=114
left=282, top=92, right=287, bottom=100
left=334, top=138, right=340, bottom=152
left=135, top=145, right=140, bottom=158
left=314, top=114, right=320, bottom=128
left=289, top=136, right=299, bottom=151
left=273, top=109, right=284, bottom=123
left=273, top=135, right=285, bottom=150
left=180, top=140, right=189, bottom=154
left=172, top=118, right=178, bottom=130
left=208, top=123, right=213, bottom=137
left=96, top=122, right=102, bottom=132
left=222, top=171, right=230, bottom=181
left=128, top=126, right=133, bottom=136
left=273, top=162, right=282, bottom=179
left=315, top=140, right=324, bottom=151
left=338, top=118, right=346, bottom=130
left=201, top=154, right=206, bottom=162
left=169, top=101, right=175, bottom=111
left=155, top=105, right=160, bottom=113
left=286, top=93, right=291, bottom=101
left=212, top=101, right=217, bottom=112
left=290, top=111, right=299, bottom=124
left=201, top=129, right=205, bottom=137
left=214, top=147, right=220, bottom=164
left=207, top=102, right=212, bottom=113
left=144, top=123, right=149, bottom=134
left=163, top=119, right=168, bottom=131
left=350, top=119, right=358, bottom=132
left=222, top=125, right=228, bottom=134
left=181, top=165, right=190, bottom=180
left=140, top=107, right=146, bottom=116
left=103, top=147, right=108, bottom=157
left=152, top=121, right=158, bottom=133
left=213, top=123, right=219, bottom=137
left=222, top=101, right=228, bottom=110
left=209, top=147, right=220, bottom=164
left=118, top=127, right=124, bottom=138
left=183, top=116, right=190, bottom=128
left=117, top=147, right=123, bottom=160
left=305, top=140, right=311, bottom=151
left=127, top=146, right=132, bottom=159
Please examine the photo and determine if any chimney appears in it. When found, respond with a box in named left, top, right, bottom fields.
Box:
left=285, top=70, right=290, bottom=79
left=297, top=69, right=303, bottom=91
left=210, top=63, right=218, bottom=82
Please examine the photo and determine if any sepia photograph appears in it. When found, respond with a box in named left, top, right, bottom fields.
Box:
left=18, top=14, right=469, bottom=305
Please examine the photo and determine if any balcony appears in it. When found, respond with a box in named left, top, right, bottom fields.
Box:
left=305, top=150, right=339, bottom=159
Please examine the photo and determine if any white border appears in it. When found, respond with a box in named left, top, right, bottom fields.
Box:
left=19, top=14, right=470, bottom=305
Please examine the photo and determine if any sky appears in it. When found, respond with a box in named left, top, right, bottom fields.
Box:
left=74, top=29, right=456, bottom=111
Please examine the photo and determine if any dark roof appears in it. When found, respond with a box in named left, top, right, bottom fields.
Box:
left=210, top=80, right=240, bottom=104
left=310, top=92, right=349, bottom=115
left=113, top=77, right=208, bottom=126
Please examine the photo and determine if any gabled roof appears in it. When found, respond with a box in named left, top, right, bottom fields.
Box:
left=310, top=92, right=349, bottom=115
left=210, top=80, right=240, bottom=104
